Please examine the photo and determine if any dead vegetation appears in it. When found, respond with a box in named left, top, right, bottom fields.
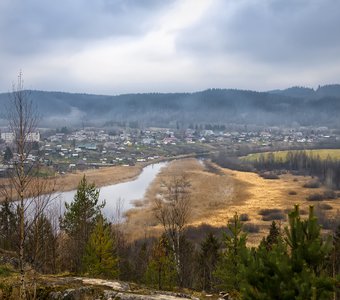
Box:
left=124, top=158, right=340, bottom=246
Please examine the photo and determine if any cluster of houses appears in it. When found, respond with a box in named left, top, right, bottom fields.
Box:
left=0, top=131, right=41, bottom=143
left=1, top=125, right=339, bottom=173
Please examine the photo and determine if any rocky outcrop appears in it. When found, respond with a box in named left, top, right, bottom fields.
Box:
left=44, top=277, right=200, bottom=300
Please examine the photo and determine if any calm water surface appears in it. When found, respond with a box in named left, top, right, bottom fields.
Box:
left=54, top=162, right=167, bottom=217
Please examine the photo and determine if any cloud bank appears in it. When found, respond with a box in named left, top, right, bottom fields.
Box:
left=0, top=0, right=339, bottom=93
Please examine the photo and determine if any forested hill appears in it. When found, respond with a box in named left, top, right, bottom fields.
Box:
left=0, top=85, right=340, bottom=127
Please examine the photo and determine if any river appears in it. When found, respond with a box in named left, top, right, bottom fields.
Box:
left=53, top=162, right=167, bottom=218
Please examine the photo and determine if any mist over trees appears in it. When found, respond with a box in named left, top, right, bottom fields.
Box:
left=1, top=85, right=340, bottom=127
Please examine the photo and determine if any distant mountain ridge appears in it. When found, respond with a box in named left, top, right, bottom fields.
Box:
left=268, top=84, right=340, bottom=99
left=0, top=85, right=339, bottom=127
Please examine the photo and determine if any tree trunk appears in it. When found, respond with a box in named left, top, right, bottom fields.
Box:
left=19, top=196, right=26, bottom=300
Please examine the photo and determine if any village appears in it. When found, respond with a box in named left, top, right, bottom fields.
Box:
left=0, top=124, right=339, bottom=175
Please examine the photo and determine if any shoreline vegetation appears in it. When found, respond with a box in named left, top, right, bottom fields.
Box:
left=0, top=153, right=204, bottom=202
left=49, top=153, right=208, bottom=193
left=123, top=158, right=340, bottom=245
left=1, top=154, right=338, bottom=246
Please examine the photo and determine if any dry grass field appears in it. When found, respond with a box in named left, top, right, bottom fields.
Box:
left=124, top=158, right=340, bottom=246
left=243, top=149, right=340, bottom=161
left=124, top=158, right=243, bottom=241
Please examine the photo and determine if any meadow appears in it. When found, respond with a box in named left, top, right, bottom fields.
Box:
left=243, top=148, right=340, bottom=162
left=124, top=158, right=340, bottom=246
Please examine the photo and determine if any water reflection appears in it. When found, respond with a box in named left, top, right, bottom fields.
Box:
left=55, top=162, right=167, bottom=217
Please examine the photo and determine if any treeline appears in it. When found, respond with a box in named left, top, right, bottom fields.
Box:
left=3, top=86, right=340, bottom=127
left=0, top=176, right=339, bottom=299
left=251, top=151, right=340, bottom=189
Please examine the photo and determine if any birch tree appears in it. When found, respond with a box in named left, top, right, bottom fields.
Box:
left=152, top=175, right=191, bottom=286
left=3, top=73, right=54, bottom=299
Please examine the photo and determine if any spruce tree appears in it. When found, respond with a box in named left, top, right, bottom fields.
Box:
left=198, top=232, right=221, bottom=291
left=82, top=215, right=118, bottom=278
left=260, top=221, right=281, bottom=251
left=333, top=224, right=340, bottom=299
left=60, top=175, right=105, bottom=272
left=3, top=146, right=13, bottom=162
left=145, top=236, right=176, bottom=290
left=0, top=199, right=17, bottom=251
left=25, top=214, right=57, bottom=274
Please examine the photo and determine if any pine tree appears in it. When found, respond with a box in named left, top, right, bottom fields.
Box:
left=82, top=215, right=118, bottom=278
left=285, top=205, right=332, bottom=278
left=215, top=213, right=248, bottom=295
left=243, top=238, right=293, bottom=299
left=243, top=205, right=335, bottom=299
left=60, top=175, right=105, bottom=272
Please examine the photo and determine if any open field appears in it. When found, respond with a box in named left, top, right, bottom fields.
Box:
left=124, top=158, right=340, bottom=246
left=243, top=148, right=340, bottom=162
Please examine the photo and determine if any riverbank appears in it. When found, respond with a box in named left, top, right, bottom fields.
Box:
left=0, top=153, right=205, bottom=202
left=52, top=153, right=204, bottom=193
left=124, top=158, right=243, bottom=241
left=123, top=158, right=340, bottom=246
left=0, top=164, right=144, bottom=202
left=53, top=164, right=143, bottom=193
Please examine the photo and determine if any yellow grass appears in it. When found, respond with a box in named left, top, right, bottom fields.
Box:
left=124, top=159, right=340, bottom=246
left=243, top=149, right=340, bottom=161
left=124, top=158, right=241, bottom=241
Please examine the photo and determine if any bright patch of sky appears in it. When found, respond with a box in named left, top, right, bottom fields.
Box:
left=0, top=0, right=339, bottom=94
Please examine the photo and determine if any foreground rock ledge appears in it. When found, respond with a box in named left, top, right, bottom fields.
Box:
left=26, top=276, right=201, bottom=300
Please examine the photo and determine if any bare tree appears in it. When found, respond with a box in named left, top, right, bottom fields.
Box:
left=152, top=175, right=191, bottom=286
left=3, top=72, right=53, bottom=299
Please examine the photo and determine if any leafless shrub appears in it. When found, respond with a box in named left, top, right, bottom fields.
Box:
left=307, top=193, right=324, bottom=201
left=259, top=208, right=282, bottom=216
left=243, top=223, right=260, bottom=233
left=259, top=208, right=286, bottom=221
left=259, top=172, right=279, bottom=180
left=315, top=207, right=340, bottom=230
left=262, top=212, right=286, bottom=221
left=318, top=203, right=333, bottom=210
left=323, top=190, right=337, bottom=200
left=303, top=180, right=321, bottom=188
left=239, top=213, right=250, bottom=222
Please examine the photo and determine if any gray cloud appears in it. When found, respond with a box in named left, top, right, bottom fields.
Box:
left=177, top=0, right=340, bottom=65
left=0, top=0, right=339, bottom=93
left=0, top=0, right=174, bottom=55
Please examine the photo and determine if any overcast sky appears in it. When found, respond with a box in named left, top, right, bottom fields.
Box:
left=0, top=0, right=339, bottom=94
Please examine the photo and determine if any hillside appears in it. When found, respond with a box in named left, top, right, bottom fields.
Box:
left=1, top=85, right=340, bottom=127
